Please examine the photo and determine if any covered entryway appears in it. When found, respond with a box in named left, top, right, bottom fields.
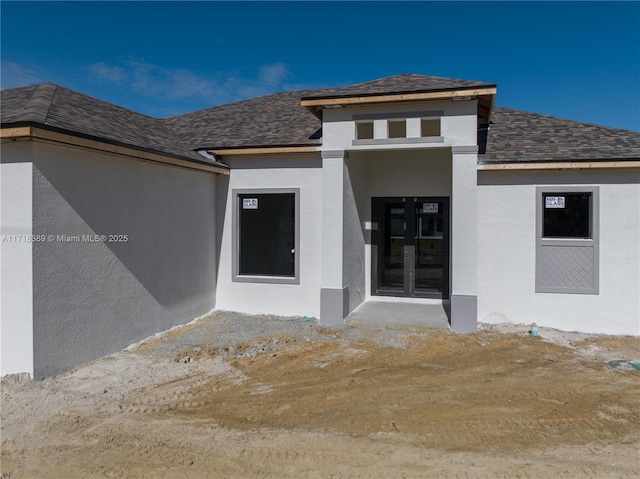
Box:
left=319, top=145, right=478, bottom=332
left=372, top=197, right=449, bottom=299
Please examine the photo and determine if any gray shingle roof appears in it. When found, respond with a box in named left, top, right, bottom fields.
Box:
left=3, top=76, right=639, bottom=165
left=164, top=90, right=321, bottom=150
left=300, top=73, right=495, bottom=100
left=482, top=107, right=640, bottom=163
left=1, top=83, right=55, bottom=124
left=1, top=83, right=226, bottom=168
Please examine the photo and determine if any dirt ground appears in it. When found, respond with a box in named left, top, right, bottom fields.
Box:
left=2, top=312, right=639, bottom=478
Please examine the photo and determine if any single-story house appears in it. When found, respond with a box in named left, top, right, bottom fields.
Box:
left=1, top=74, right=639, bottom=379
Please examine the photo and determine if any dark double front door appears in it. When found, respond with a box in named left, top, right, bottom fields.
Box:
left=372, top=197, right=449, bottom=299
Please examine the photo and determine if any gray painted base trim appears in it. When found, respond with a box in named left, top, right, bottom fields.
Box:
left=320, top=287, right=349, bottom=327
left=353, top=110, right=444, bottom=121
left=353, top=137, right=444, bottom=146
left=450, top=294, right=477, bottom=332
left=451, top=145, right=479, bottom=154
left=321, top=149, right=347, bottom=159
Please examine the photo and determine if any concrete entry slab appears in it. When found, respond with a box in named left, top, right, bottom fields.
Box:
left=345, top=300, right=450, bottom=329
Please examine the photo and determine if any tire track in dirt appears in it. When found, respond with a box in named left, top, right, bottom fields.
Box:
left=142, top=333, right=639, bottom=455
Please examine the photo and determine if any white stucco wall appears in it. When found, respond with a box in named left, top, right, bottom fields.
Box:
left=322, top=100, right=477, bottom=151
left=450, top=151, right=478, bottom=298
left=478, top=169, right=640, bottom=335
left=321, top=154, right=345, bottom=290
left=215, top=154, right=323, bottom=317
left=29, top=141, right=218, bottom=378
left=1, top=143, right=34, bottom=377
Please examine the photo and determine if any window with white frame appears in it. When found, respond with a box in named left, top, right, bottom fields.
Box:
left=233, top=189, right=300, bottom=284
left=536, top=186, right=599, bottom=294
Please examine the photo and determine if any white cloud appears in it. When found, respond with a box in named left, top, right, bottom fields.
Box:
left=258, top=62, right=289, bottom=86
left=86, top=59, right=297, bottom=106
left=128, top=60, right=218, bottom=101
left=0, top=62, right=50, bottom=89
left=89, top=62, right=126, bottom=83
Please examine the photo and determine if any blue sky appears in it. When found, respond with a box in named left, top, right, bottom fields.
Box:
left=1, top=1, right=639, bottom=130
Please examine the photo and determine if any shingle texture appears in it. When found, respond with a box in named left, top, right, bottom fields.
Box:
left=301, top=73, right=495, bottom=100
left=482, top=107, right=640, bottom=163
left=1, top=83, right=224, bottom=167
left=164, top=90, right=322, bottom=150
left=1, top=84, right=55, bottom=124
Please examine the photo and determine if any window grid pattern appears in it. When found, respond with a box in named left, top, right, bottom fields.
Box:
left=539, top=245, right=595, bottom=289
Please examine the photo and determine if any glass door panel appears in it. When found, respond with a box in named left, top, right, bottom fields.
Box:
left=379, top=203, right=405, bottom=290
left=374, top=197, right=449, bottom=299
left=415, top=201, right=444, bottom=294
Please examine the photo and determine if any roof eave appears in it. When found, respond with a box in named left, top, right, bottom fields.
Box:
left=300, top=84, right=497, bottom=102
left=301, top=86, right=497, bottom=121
left=1, top=123, right=229, bottom=174
left=208, top=145, right=320, bottom=156
left=477, top=158, right=640, bottom=170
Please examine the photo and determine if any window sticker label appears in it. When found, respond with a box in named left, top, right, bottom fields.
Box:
left=423, top=203, right=439, bottom=213
left=545, top=196, right=565, bottom=208
left=242, top=198, right=258, bottom=209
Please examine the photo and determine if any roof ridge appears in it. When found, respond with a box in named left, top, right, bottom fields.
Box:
left=24, top=82, right=166, bottom=122
left=41, top=84, right=57, bottom=125
left=21, top=83, right=57, bottom=124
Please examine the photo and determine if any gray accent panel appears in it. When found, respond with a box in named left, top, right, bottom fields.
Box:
left=320, top=287, right=349, bottom=327
left=353, top=110, right=444, bottom=121
left=450, top=295, right=477, bottom=333
left=321, top=149, right=347, bottom=159
left=539, top=245, right=595, bottom=291
left=451, top=145, right=479, bottom=154
left=232, top=188, right=300, bottom=285
left=535, top=186, right=599, bottom=294
left=352, top=137, right=444, bottom=146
